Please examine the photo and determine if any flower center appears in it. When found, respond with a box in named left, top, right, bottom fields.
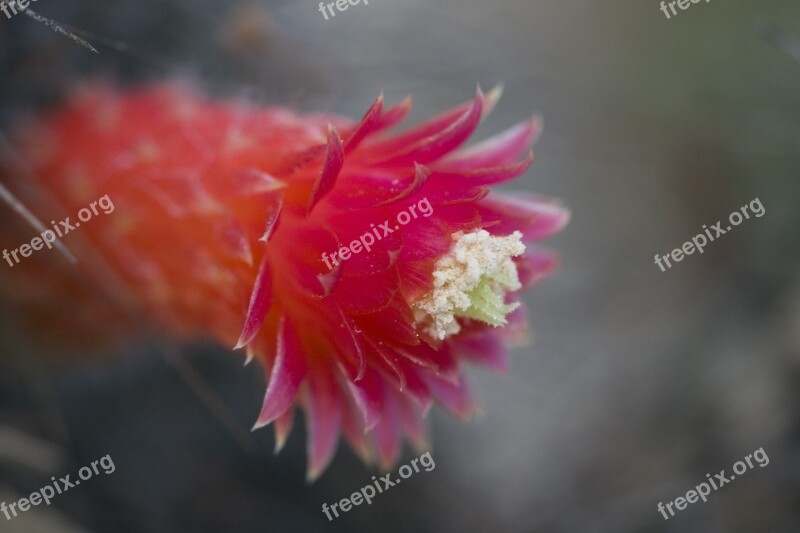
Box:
left=412, top=230, right=525, bottom=340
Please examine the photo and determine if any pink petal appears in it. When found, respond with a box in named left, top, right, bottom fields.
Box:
left=515, top=248, right=560, bottom=290
left=366, top=90, right=488, bottom=155
left=398, top=396, right=429, bottom=452
left=454, top=333, right=509, bottom=373
left=306, top=125, right=344, bottom=214
left=438, top=117, right=541, bottom=170
left=273, top=405, right=295, bottom=454
left=343, top=93, right=383, bottom=153
left=373, top=164, right=431, bottom=207
left=371, top=389, right=401, bottom=471
left=374, top=95, right=412, bottom=131
left=305, top=368, right=343, bottom=481
left=369, top=90, right=484, bottom=166
left=423, top=374, right=474, bottom=420
left=478, top=194, right=570, bottom=240
left=234, top=254, right=272, bottom=349
left=343, top=365, right=384, bottom=431
left=253, top=316, right=307, bottom=429
left=326, top=302, right=367, bottom=380
left=429, top=152, right=534, bottom=187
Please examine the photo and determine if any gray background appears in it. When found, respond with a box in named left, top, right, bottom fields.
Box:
left=0, top=0, right=799, bottom=531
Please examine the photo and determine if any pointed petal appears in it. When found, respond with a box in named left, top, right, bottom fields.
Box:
left=253, top=316, right=307, bottom=429
left=343, top=365, right=384, bottom=432
left=371, top=389, right=401, bottom=471
left=439, top=117, right=541, bottom=170
left=258, top=196, right=283, bottom=242
left=430, top=152, right=534, bottom=187
left=423, top=374, right=475, bottom=420
left=478, top=194, right=570, bottom=240
left=515, top=248, right=560, bottom=289
left=454, top=333, right=509, bottom=373
left=234, top=254, right=272, bottom=349
left=307, top=125, right=344, bottom=214
left=273, top=405, right=295, bottom=454
left=372, top=90, right=484, bottom=166
left=344, top=93, right=383, bottom=153
left=305, top=369, right=342, bottom=481
left=399, top=396, right=429, bottom=452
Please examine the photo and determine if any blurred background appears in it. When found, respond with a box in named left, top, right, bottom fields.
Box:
left=1, top=0, right=799, bottom=531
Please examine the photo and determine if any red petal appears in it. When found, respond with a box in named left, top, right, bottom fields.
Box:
left=335, top=267, right=399, bottom=315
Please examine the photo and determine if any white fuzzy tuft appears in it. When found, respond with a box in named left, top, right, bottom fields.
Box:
left=413, top=230, right=525, bottom=340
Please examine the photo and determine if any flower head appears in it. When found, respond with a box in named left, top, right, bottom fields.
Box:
left=1, top=82, right=568, bottom=479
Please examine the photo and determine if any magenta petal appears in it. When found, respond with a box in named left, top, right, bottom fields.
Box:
left=328, top=302, right=367, bottom=380
left=344, top=93, right=383, bottom=153
left=306, top=369, right=343, bottom=481
left=253, top=316, right=307, bottom=429
left=515, top=248, right=559, bottom=289
left=398, top=397, right=428, bottom=452
left=395, top=360, right=433, bottom=413
left=374, top=164, right=431, bottom=207
left=423, top=374, right=474, bottom=420
left=339, top=386, right=372, bottom=464
left=273, top=405, right=295, bottom=454
left=438, top=117, right=541, bottom=170
left=454, top=333, right=509, bottom=373
left=373, top=91, right=484, bottom=166
left=335, top=267, right=399, bottom=315
left=478, top=194, right=570, bottom=240
left=371, top=390, right=401, bottom=470
left=307, top=125, right=344, bottom=214
left=234, top=254, right=272, bottom=349
left=374, top=95, right=412, bottom=132
left=327, top=170, right=412, bottom=210
left=366, top=91, right=486, bottom=155
left=344, top=366, right=384, bottom=432
left=429, top=152, right=534, bottom=187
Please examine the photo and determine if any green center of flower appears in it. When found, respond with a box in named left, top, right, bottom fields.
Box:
left=412, top=230, right=525, bottom=340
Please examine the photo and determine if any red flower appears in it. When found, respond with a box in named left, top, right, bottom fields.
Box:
left=2, top=82, right=568, bottom=479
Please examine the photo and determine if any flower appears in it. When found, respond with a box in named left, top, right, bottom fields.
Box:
left=2, top=82, right=569, bottom=480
